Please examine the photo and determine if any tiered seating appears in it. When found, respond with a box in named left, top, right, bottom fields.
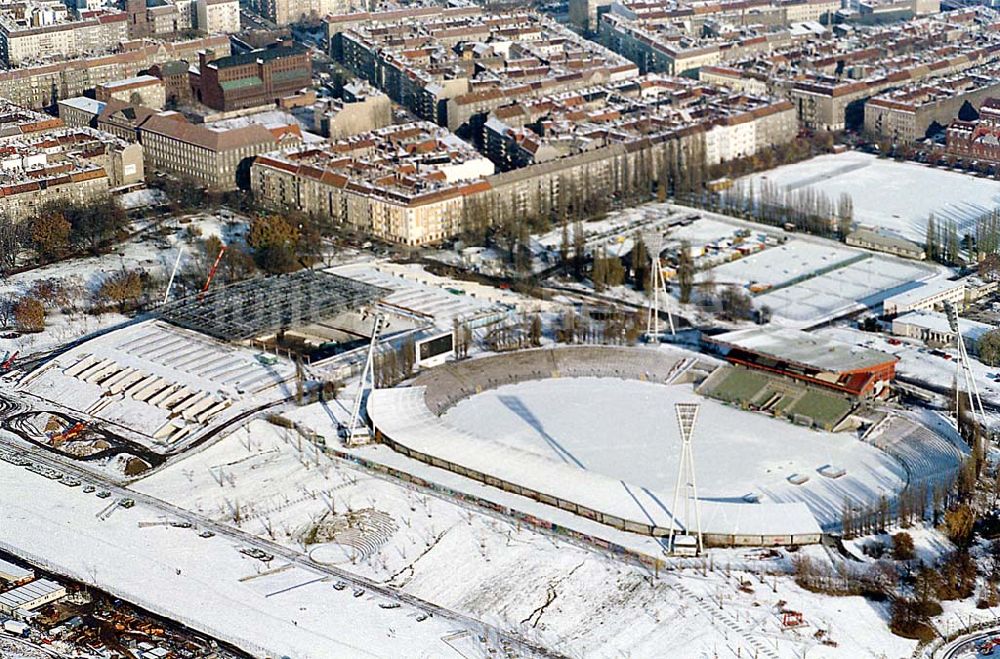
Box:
left=869, top=415, right=965, bottom=485
left=700, top=365, right=855, bottom=430
left=414, top=346, right=692, bottom=413
left=787, top=390, right=853, bottom=430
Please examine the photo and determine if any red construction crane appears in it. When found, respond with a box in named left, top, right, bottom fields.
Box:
left=1, top=351, right=19, bottom=372
left=199, top=245, right=227, bottom=301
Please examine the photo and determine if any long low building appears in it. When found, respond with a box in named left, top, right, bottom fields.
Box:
left=0, top=578, right=66, bottom=616
left=882, top=279, right=965, bottom=317
left=891, top=310, right=992, bottom=355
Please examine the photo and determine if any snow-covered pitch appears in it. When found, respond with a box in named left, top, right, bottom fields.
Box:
left=741, top=151, right=1000, bottom=244
left=439, top=377, right=906, bottom=529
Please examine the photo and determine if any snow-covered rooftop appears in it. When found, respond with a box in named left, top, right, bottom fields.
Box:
left=711, top=326, right=897, bottom=373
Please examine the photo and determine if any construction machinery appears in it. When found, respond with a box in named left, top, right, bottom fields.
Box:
left=50, top=421, right=87, bottom=445
left=1, top=351, right=19, bottom=372
left=198, top=245, right=227, bottom=301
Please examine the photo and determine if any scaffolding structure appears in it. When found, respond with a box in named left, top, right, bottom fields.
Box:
left=158, top=270, right=386, bottom=342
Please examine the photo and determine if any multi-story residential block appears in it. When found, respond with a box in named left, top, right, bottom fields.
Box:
left=946, top=97, right=1000, bottom=165
left=0, top=5, right=128, bottom=66
left=0, top=35, right=229, bottom=109
left=0, top=125, right=142, bottom=215
left=310, top=82, right=392, bottom=139
left=57, top=96, right=106, bottom=127
left=0, top=98, right=64, bottom=137
left=483, top=77, right=795, bottom=171
left=253, top=76, right=796, bottom=247
left=864, top=66, right=1000, bottom=143
left=252, top=122, right=496, bottom=245
left=195, top=0, right=240, bottom=34
left=192, top=42, right=312, bottom=112
left=247, top=0, right=349, bottom=26
left=599, top=12, right=792, bottom=76
left=570, top=0, right=841, bottom=34
left=327, top=7, right=637, bottom=132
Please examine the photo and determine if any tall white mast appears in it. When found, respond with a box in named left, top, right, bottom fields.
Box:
left=668, top=402, right=703, bottom=555
left=645, top=233, right=675, bottom=342
left=945, top=302, right=985, bottom=429
left=347, top=312, right=384, bottom=446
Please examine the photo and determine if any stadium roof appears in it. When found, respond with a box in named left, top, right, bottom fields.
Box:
left=710, top=326, right=896, bottom=373
left=159, top=270, right=387, bottom=341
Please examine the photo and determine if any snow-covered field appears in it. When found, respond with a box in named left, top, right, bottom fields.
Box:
left=742, top=152, right=1000, bottom=243
left=441, top=378, right=906, bottom=527
left=712, top=240, right=858, bottom=288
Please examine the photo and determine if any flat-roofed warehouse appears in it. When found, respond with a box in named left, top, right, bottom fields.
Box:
left=0, top=558, right=33, bottom=585
left=0, top=578, right=66, bottom=615
left=707, top=326, right=898, bottom=399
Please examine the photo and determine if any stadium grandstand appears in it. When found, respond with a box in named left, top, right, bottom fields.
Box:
left=698, top=366, right=857, bottom=431
left=705, top=327, right=897, bottom=399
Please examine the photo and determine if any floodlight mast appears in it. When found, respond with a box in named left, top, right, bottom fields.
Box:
left=347, top=312, right=385, bottom=446
left=645, top=233, right=676, bottom=343
left=667, top=402, right=703, bottom=555
left=944, top=302, right=986, bottom=430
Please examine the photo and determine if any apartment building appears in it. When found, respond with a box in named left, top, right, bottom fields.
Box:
left=327, top=7, right=637, bottom=132
left=864, top=65, right=1000, bottom=142
left=0, top=35, right=229, bottom=109
left=251, top=123, right=496, bottom=245
left=946, top=97, right=1000, bottom=165
left=247, top=0, right=349, bottom=26
left=0, top=126, right=142, bottom=215
left=195, top=0, right=240, bottom=34
left=0, top=7, right=128, bottom=66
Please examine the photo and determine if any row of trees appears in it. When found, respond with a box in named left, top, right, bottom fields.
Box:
left=924, top=214, right=963, bottom=265
left=711, top=180, right=854, bottom=239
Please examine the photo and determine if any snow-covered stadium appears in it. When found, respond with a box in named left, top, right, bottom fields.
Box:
left=368, top=345, right=964, bottom=547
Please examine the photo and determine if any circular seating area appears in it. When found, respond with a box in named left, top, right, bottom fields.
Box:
left=414, top=346, right=692, bottom=414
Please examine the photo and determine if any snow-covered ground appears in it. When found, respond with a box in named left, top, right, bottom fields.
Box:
left=441, top=377, right=906, bottom=527
left=0, top=210, right=248, bottom=357
left=0, top=456, right=463, bottom=659
left=756, top=255, right=938, bottom=327
left=712, top=240, right=857, bottom=288
left=131, top=411, right=914, bottom=657
left=742, top=152, right=1000, bottom=244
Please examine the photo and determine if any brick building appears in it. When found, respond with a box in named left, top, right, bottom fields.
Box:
left=193, top=42, right=311, bottom=112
